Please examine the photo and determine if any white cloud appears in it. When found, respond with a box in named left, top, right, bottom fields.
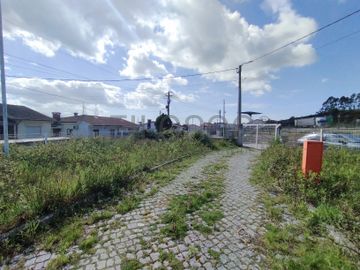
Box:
left=7, top=76, right=194, bottom=114
left=321, top=78, right=329, bottom=83
left=125, top=74, right=193, bottom=109
left=3, top=0, right=318, bottom=97
left=120, top=43, right=168, bottom=78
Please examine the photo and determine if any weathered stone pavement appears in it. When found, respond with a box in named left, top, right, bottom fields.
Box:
left=3, top=149, right=267, bottom=269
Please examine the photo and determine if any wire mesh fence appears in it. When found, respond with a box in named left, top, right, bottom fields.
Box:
left=280, top=127, right=360, bottom=149
left=242, top=124, right=280, bottom=149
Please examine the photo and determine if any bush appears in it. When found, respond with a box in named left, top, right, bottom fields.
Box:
left=191, top=131, right=214, bottom=148
left=131, top=130, right=159, bottom=140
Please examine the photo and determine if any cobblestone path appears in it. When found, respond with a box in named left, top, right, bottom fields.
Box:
left=4, top=149, right=267, bottom=270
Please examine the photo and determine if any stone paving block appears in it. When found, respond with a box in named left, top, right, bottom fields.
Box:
left=4, top=150, right=268, bottom=270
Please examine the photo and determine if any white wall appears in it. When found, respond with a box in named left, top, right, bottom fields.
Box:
left=93, top=126, right=130, bottom=137
left=17, top=120, right=52, bottom=139
left=54, top=120, right=134, bottom=138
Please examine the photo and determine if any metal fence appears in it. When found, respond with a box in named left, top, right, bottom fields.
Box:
left=242, top=124, right=281, bottom=149
left=280, top=127, right=360, bottom=149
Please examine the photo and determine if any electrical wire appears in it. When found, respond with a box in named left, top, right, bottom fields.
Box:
left=242, top=8, right=360, bottom=66
left=8, top=85, right=86, bottom=103
left=4, top=8, right=360, bottom=84
left=315, top=28, right=360, bottom=49
left=5, top=53, right=92, bottom=79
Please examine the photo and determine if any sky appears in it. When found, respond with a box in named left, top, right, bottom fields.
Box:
left=2, top=0, right=360, bottom=125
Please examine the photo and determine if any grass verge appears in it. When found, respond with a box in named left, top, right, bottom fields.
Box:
left=251, top=142, right=360, bottom=268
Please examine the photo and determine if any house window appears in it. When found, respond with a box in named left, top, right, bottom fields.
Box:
left=93, top=129, right=99, bottom=137
left=66, top=129, right=73, bottom=136
left=110, top=129, right=115, bottom=138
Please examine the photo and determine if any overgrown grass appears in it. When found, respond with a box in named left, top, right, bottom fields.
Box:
left=45, top=254, right=70, bottom=270
left=251, top=142, right=360, bottom=268
left=161, top=160, right=227, bottom=239
left=0, top=136, right=217, bottom=261
left=79, top=231, right=98, bottom=253
left=41, top=218, right=83, bottom=253
left=0, top=137, right=209, bottom=234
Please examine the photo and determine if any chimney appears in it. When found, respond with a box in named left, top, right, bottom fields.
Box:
left=52, top=112, right=61, bottom=122
left=74, top=112, right=78, bottom=117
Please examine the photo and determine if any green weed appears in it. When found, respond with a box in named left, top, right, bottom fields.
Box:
left=120, top=258, right=143, bottom=270
left=116, top=196, right=140, bottom=214
left=41, top=218, right=83, bottom=253
left=45, top=254, right=70, bottom=270
left=79, top=232, right=98, bottom=253
left=161, top=160, right=227, bottom=239
left=159, top=250, right=184, bottom=269
left=208, top=248, right=221, bottom=263
left=200, top=210, right=224, bottom=226
left=192, top=223, right=212, bottom=234
left=188, top=245, right=200, bottom=258
left=85, top=210, right=114, bottom=225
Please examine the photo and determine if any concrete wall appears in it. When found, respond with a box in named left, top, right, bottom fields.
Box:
left=91, top=125, right=130, bottom=137
left=17, top=120, right=52, bottom=139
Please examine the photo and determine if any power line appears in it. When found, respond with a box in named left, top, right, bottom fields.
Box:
left=5, top=53, right=92, bottom=79
left=8, top=85, right=86, bottom=103
left=7, top=63, right=68, bottom=77
left=3, top=7, right=360, bottom=85
left=6, top=67, right=237, bottom=82
left=316, top=28, right=360, bottom=49
left=242, top=8, right=360, bottom=66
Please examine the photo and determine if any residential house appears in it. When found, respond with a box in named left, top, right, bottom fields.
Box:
left=52, top=113, right=138, bottom=138
left=0, top=104, right=52, bottom=139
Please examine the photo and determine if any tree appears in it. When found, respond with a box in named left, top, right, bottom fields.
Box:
left=155, top=114, right=172, bottom=132
left=319, top=96, right=338, bottom=113
left=318, top=93, right=360, bottom=113
left=356, top=93, right=360, bottom=109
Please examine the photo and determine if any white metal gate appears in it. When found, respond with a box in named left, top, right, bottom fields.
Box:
left=242, top=124, right=281, bottom=149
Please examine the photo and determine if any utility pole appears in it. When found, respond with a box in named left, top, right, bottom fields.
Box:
left=165, top=91, right=173, bottom=116
left=0, top=0, right=9, bottom=156
left=223, top=99, right=226, bottom=138
left=218, top=109, right=221, bottom=124
left=237, top=65, right=243, bottom=146
left=82, top=103, right=86, bottom=115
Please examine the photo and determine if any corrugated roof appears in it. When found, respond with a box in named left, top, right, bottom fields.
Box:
left=61, top=115, right=138, bottom=128
left=0, top=104, right=51, bottom=121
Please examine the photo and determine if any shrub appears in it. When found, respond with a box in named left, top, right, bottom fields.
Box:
left=191, top=131, right=214, bottom=148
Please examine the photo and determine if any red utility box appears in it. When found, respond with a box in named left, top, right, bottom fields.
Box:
left=302, top=140, right=323, bottom=176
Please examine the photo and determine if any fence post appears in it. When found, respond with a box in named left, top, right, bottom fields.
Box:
left=255, top=125, right=259, bottom=148
left=275, top=124, right=281, bottom=141
left=320, top=128, right=323, bottom=142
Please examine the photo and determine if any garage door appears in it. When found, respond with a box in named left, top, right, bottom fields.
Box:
left=26, top=126, right=41, bottom=138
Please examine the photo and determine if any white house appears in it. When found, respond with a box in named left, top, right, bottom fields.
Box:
left=0, top=104, right=52, bottom=139
left=52, top=113, right=138, bottom=138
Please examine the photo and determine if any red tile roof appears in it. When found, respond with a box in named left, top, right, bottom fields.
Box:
left=61, top=115, right=138, bottom=129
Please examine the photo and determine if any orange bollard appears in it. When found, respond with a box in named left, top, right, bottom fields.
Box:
left=302, top=140, right=323, bottom=177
